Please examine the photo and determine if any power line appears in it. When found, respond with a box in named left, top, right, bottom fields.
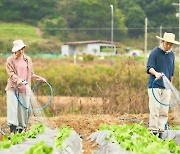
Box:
left=0, top=27, right=179, bottom=30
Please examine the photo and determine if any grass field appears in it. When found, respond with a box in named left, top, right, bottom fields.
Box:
left=0, top=22, right=61, bottom=54
left=0, top=22, right=42, bottom=42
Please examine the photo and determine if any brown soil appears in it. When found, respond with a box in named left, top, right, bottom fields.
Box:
left=0, top=113, right=149, bottom=154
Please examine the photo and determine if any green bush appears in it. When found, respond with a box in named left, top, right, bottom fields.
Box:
left=33, top=62, right=113, bottom=96
left=83, top=54, right=95, bottom=62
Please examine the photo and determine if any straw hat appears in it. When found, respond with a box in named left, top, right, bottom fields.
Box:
left=12, top=40, right=26, bottom=52
left=156, top=32, right=179, bottom=44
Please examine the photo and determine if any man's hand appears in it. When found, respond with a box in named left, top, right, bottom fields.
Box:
left=155, top=72, right=163, bottom=80
left=149, top=68, right=163, bottom=80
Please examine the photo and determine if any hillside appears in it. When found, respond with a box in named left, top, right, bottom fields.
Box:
left=0, top=22, right=61, bottom=54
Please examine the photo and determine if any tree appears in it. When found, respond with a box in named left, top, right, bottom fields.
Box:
left=134, top=0, right=178, bottom=29
left=118, top=0, right=146, bottom=36
left=0, top=0, right=58, bottom=25
left=38, top=17, right=68, bottom=40
left=57, top=0, right=127, bottom=41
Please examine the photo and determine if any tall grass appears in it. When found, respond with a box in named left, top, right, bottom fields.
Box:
left=101, top=58, right=149, bottom=114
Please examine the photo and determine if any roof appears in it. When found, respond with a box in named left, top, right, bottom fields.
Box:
left=63, top=40, right=121, bottom=47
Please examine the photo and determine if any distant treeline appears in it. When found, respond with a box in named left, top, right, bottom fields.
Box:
left=0, top=0, right=178, bottom=41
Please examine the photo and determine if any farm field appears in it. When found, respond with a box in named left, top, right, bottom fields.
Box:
left=0, top=96, right=151, bottom=153
left=0, top=113, right=150, bottom=154
left=0, top=1, right=180, bottom=153
left=0, top=57, right=180, bottom=153
left=1, top=112, right=179, bottom=153
left=0, top=97, right=180, bottom=153
left=0, top=95, right=179, bottom=153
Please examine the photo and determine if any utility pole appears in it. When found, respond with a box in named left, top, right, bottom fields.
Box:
left=110, top=5, right=114, bottom=46
left=172, top=0, right=180, bottom=90
left=159, top=26, right=162, bottom=45
left=110, top=5, right=114, bottom=65
left=73, top=51, right=77, bottom=65
left=144, top=18, right=148, bottom=66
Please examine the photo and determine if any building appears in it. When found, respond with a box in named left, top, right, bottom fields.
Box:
left=61, top=40, right=120, bottom=56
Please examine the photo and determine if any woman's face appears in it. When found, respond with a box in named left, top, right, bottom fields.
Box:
left=163, top=41, right=173, bottom=51
left=15, top=47, right=24, bottom=58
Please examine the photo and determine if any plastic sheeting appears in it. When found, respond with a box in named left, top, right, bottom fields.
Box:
left=88, top=130, right=133, bottom=154
left=59, top=130, right=83, bottom=154
left=161, top=130, right=180, bottom=145
left=88, top=130, right=180, bottom=154
left=0, top=127, right=58, bottom=154
left=0, top=128, right=83, bottom=154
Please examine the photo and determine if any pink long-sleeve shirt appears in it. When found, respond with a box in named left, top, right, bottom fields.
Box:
left=5, top=54, right=35, bottom=91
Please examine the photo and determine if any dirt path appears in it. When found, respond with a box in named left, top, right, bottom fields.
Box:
left=46, top=114, right=125, bottom=153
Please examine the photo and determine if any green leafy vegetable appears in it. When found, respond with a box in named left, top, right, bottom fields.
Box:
left=25, top=140, right=53, bottom=154
left=99, top=123, right=180, bottom=154
left=55, top=125, right=72, bottom=151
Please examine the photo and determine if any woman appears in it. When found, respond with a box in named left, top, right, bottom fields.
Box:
left=5, top=40, right=46, bottom=133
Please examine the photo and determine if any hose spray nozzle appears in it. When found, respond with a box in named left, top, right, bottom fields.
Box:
left=22, top=80, right=28, bottom=85
left=155, top=73, right=164, bottom=81
left=161, top=72, right=165, bottom=77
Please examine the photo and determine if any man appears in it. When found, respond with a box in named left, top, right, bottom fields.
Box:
left=6, top=40, right=46, bottom=133
left=146, top=32, right=179, bottom=135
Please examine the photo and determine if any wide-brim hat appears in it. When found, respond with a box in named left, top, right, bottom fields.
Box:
left=12, top=40, right=26, bottom=52
left=156, top=32, right=180, bottom=44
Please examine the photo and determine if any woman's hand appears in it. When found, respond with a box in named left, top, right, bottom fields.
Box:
left=37, top=77, right=46, bottom=82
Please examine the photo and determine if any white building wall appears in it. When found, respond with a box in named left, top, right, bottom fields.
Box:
left=61, top=45, right=69, bottom=56
left=76, top=45, right=88, bottom=55
left=61, top=45, right=76, bottom=56
left=87, top=44, right=100, bottom=55
left=68, top=45, right=75, bottom=56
